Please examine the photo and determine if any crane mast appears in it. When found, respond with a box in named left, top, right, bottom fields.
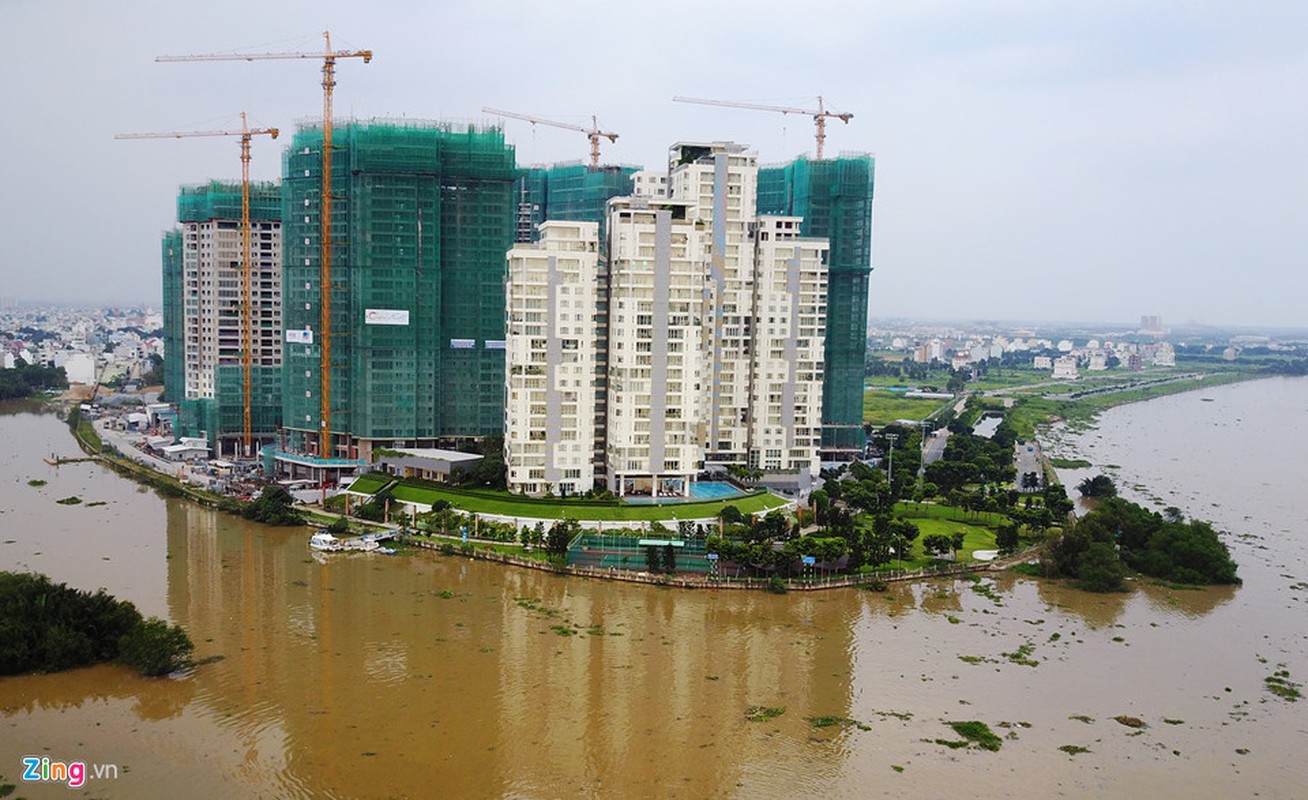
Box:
left=672, top=95, right=853, bottom=160
left=159, top=31, right=373, bottom=459
left=482, top=107, right=618, bottom=168
left=116, top=113, right=279, bottom=458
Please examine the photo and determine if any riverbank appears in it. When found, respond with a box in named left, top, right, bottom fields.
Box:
left=1008, top=367, right=1258, bottom=441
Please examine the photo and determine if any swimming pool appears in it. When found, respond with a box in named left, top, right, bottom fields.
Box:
left=689, top=481, right=743, bottom=500
left=622, top=481, right=745, bottom=504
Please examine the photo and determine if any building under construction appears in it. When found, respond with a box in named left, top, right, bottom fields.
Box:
left=163, top=180, right=284, bottom=457
left=758, top=154, right=875, bottom=459
left=277, top=121, right=518, bottom=467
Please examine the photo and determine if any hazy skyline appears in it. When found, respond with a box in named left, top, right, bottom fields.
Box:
left=2, top=1, right=1304, bottom=327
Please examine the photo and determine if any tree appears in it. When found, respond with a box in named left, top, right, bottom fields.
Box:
left=661, top=544, right=677, bottom=574
left=950, top=531, right=966, bottom=559
left=243, top=486, right=305, bottom=526
left=922, top=533, right=953, bottom=558
left=995, top=521, right=1020, bottom=555
left=1076, top=542, right=1126, bottom=592
left=546, top=519, right=578, bottom=558
left=1077, top=474, right=1118, bottom=498
left=718, top=505, right=747, bottom=526
left=118, top=617, right=194, bottom=676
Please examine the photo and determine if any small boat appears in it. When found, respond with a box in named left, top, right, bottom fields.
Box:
left=309, top=530, right=344, bottom=552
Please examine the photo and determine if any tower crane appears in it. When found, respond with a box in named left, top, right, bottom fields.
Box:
left=482, top=107, right=617, bottom=168
left=672, top=95, right=853, bottom=160
left=159, top=31, right=373, bottom=458
left=116, top=113, right=279, bottom=459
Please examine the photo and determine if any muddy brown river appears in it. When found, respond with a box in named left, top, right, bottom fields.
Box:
left=2, top=380, right=1305, bottom=798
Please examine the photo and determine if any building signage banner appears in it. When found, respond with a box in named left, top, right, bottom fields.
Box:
left=483, top=340, right=506, bottom=350
left=285, top=329, right=314, bottom=344
left=365, top=309, right=410, bottom=326
left=450, top=339, right=476, bottom=350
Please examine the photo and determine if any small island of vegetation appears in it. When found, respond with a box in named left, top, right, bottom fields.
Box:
left=1040, top=481, right=1240, bottom=592
left=0, top=572, right=194, bottom=677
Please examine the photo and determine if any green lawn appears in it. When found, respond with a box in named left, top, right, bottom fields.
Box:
left=379, top=480, right=789, bottom=521
left=346, top=474, right=393, bottom=495
left=862, top=391, right=948, bottom=425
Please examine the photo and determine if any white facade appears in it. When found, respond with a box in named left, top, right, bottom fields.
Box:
left=181, top=218, right=282, bottom=400
left=748, top=216, right=826, bottom=474
left=605, top=197, right=705, bottom=497
left=502, top=141, right=832, bottom=497
left=1052, top=355, right=1079, bottom=380
left=630, top=169, right=669, bottom=198
left=504, top=221, right=600, bottom=496
left=667, top=141, right=758, bottom=465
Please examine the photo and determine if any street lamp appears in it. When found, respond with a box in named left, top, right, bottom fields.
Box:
left=884, top=432, right=899, bottom=484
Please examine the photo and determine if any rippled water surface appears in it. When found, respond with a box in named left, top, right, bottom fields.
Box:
left=1, top=384, right=1306, bottom=798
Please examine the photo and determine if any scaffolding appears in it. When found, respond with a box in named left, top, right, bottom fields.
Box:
left=160, top=228, right=185, bottom=404
left=519, top=162, right=638, bottom=249
left=281, top=121, right=519, bottom=455
left=758, top=154, right=875, bottom=453
left=177, top=180, right=281, bottom=223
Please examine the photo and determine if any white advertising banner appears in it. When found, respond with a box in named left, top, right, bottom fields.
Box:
left=365, top=309, right=410, bottom=326
left=285, top=329, right=314, bottom=344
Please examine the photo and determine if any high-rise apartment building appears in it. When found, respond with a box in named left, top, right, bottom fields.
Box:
left=279, top=121, right=517, bottom=465
left=604, top=197, right=705, bottom=497
left=747, top=216, right=827, bottom=474
left=504, top=221, right=600, bottom=496
left=668, top=142, right=759, bottom=466
left=164, top=180, right=283, bottom=457
left=504, top=142, right=829, bottom=497
left=758, top=155, right=874, bottom=458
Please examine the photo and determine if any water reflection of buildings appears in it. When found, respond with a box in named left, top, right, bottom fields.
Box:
left=163, top=499, right=861, bottom=797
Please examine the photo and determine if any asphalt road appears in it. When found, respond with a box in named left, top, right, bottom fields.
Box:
left=1014, top=438, right=1043, bottom=490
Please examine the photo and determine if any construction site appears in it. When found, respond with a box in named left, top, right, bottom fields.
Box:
left=144, top=34, right=875, bottom=491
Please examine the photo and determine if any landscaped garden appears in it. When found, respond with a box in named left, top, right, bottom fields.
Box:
left=346, top=473, right=790, bottom=522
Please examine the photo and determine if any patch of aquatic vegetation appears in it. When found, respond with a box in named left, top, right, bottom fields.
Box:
left=970, top=582, right=1003, bottom=605
left=55, top=496, right=82, bottom=505
left=27, top=478, right=46, bottom=487
left=1264, top=668, right=1301, bottom=702
left=1003, top=642, right=1039, bottom=667
left=872, top=710, right=914, bottom=721
left=1068, top=714, right=1094, bottom=724
left=1113, top=715, right=1147, bottom=728
left=1059, top=744, right=1090, bottom=755
left=958, top=655, right=997, bottom=665
left=745, top=706, right=786, bottom=722
left=807, top=716, right=870, bottom=731
left=945, top=720, right=1002, bottom=751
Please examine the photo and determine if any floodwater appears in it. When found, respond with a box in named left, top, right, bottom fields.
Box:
left=1, top=382, right=1306, bottom=798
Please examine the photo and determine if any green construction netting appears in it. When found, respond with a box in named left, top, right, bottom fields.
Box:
left=281, top=121, right=519, bottom=447
left=160, top=228, right=184, bottom=404
left=177, top=180, right=280, bottom=223
left=519, top=163, right=637, bottom=251
left=758, top=155, right=875, bottom=449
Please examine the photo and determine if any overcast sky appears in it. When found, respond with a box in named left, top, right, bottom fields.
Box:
left=2, top=1, right=1305, bottom=327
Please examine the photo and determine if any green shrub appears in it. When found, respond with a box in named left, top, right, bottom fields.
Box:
left=118, top=617, right=194, bottom=677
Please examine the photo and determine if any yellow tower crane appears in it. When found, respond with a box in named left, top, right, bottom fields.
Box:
left=159, top=31, right=373, bottom=459
left=116, top=113, right=279, bottom=459
left=672, top=95, right=853, bottom=160
left=483, top=107, right=618, bottom=168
